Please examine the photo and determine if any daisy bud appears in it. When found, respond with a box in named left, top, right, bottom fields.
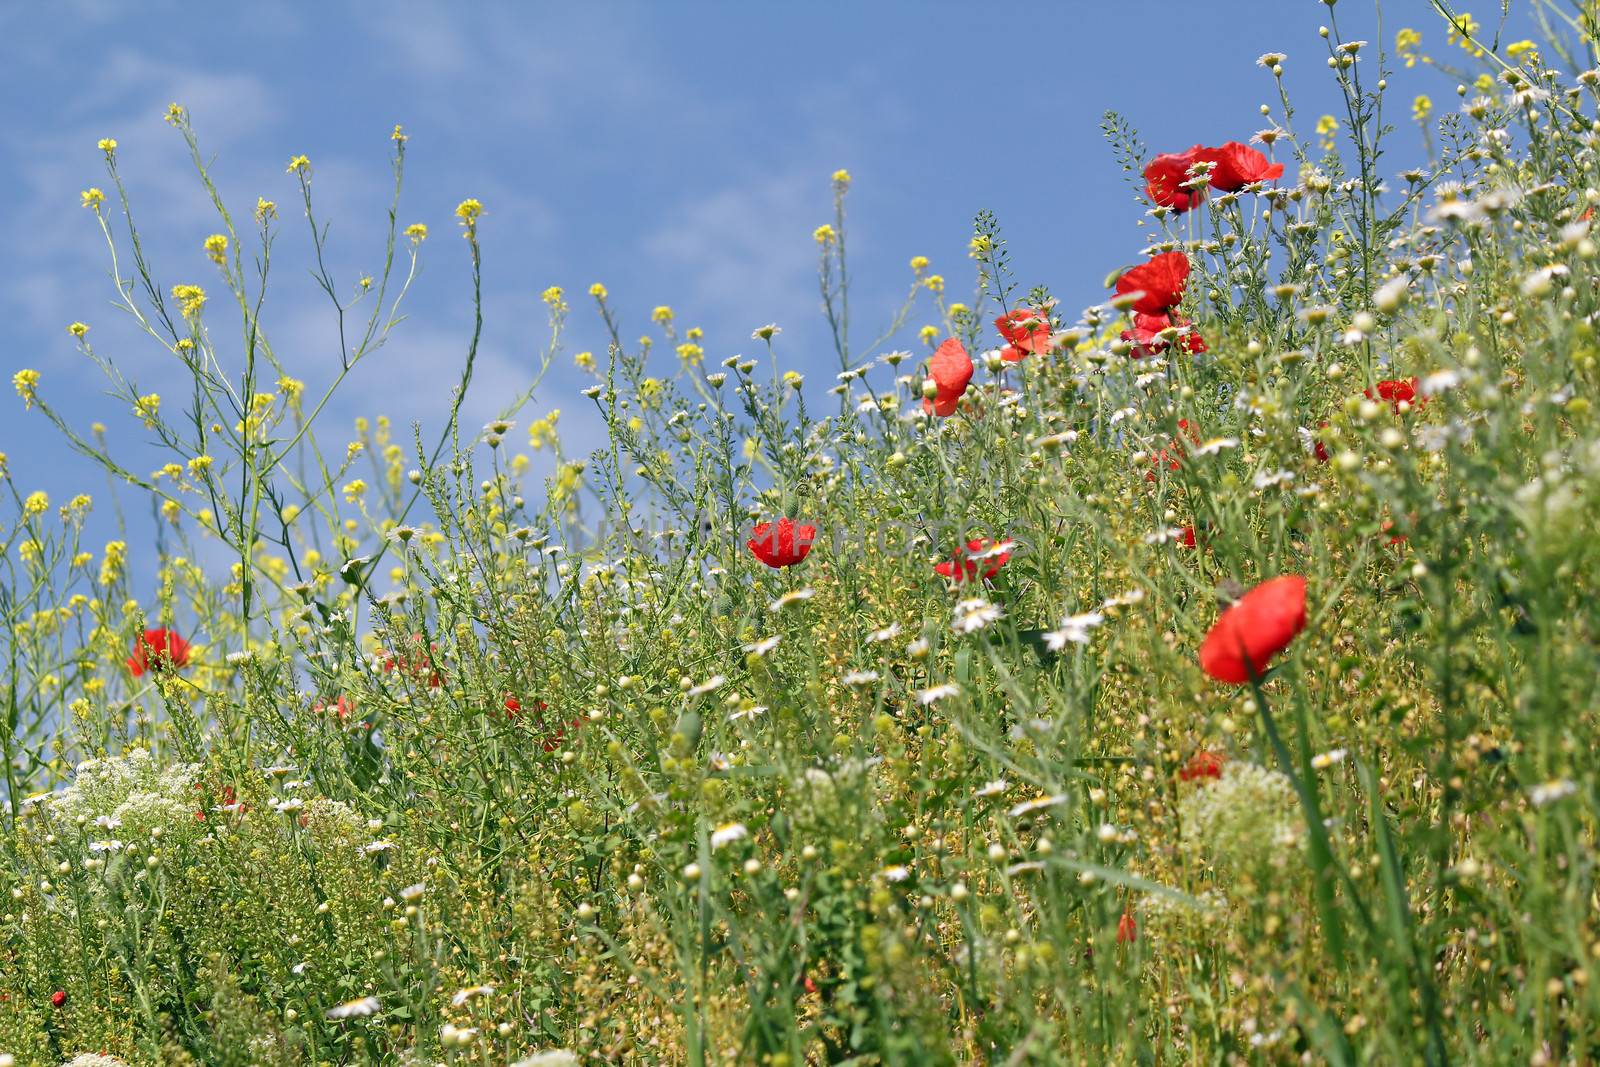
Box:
left=683, top=863, right=702, bottom=881
left=921, top=378, right=939, bottom=399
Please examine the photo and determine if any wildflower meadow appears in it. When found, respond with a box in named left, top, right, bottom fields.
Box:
left=6, top=3, right=1600, bottom=1064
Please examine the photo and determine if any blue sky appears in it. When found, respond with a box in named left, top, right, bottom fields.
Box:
left=0, top=1, right=1513, bottom=562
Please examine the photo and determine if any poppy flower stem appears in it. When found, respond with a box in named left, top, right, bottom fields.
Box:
left=1248, top=673, right=1350, bottom=966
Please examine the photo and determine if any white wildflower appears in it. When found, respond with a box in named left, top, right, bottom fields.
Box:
left=325, top=996, right=380, bottom=1020
left=1043, top=611, right=1104, bottom=650
left=1529, top=779, right=1577, bottom=807
left=1008, top=794, right=1067, bottom=818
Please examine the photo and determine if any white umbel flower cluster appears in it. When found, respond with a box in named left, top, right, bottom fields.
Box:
left=1177, top=761, right=1303, bottom=876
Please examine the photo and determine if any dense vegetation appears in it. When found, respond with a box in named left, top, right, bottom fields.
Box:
left=5, top=6, right=1600, bottom=1064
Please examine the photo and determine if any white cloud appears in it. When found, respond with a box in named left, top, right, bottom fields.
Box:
left=645, top=172, right=819, bottom=331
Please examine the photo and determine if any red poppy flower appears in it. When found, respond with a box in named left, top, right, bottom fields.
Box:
left=935, top=538, right=1013, bottom=584
left=1115, top=253, right=1190, bottom=316
left=1180, top=750, right=1225, bottom=781
left=51, top=990, right=67, bottom=1008
left=127, top=628, right=191, bottom=677
left=1198, top=141, right=1285, bottom=192
left=1365, top=377, right=1422, bottom=413
left=1312, top=421, right=1330, bottom=464
left=1177, top=525, right=1198, bottom=550
left=922, top=337, right=974, bottom=417
left=313, top=695, right=353, bottom=721
left=1145, top=419, right=1199, bottom=480
left=1116, top=909, right=1138, bottom=944
left=1144, top=146, right=1208, bottom=212
left=1199, top=575, right=1308, bottom=684
left=542, top=716, right=586, bottom=753
left=1121, top=311, right=1206, bottom=358
left=383, top=639, right=444, bottom=688
left=504, top=695, right=551, bottom=721
left=994, top=308, right=1054, bottom=362
left=803, top=974, right=819, bottom=995
left=747, top=518, right=818, bottom=568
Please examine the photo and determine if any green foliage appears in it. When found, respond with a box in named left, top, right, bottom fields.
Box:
left=6, top=7, right=1600, bottom=1065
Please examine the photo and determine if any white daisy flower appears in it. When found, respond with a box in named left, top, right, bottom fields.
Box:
left=1253, top=468, right=1295, bottom=490
left=1529, top=779, right=1577, bottom=807
left=711, top=822, right=749, bottom=849
left=842, top=670, right=881, bottom=687
left=1043, top=611, right=1105, bottom=650
left=745, top=635, right=780, bottom=657
left=879, top=865, right=910, bottom=882
left=325, top=996, right=381, bottom=1020
left=867, top=622, right=902, bottom=644
left=687, top=675, right=726, bottom=697
left=451, top=985, right=495, bottom=1007
left=1008, top=794, right=1067, bottom=818
left=1420, top=369, right=1461, bottom=396
left=916, top=683, right=961, bottom=705
left=952, top=598, right=1004, bottom=634
left=1193, top=437, right=1239, bottom=456
left=1005, top=860, right=1047, bottom=876
left=975, top=779, right=1009, bottom=798
left=769, top=588, right=816, bottom=613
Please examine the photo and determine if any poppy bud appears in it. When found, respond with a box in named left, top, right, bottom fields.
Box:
left=51, top=990, right=66, bottom=1008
